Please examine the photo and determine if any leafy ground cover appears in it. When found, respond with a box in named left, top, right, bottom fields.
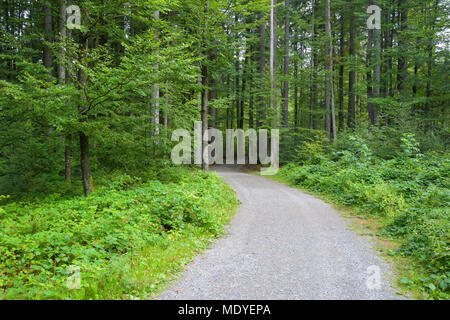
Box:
left=0, top=168, right=238, bottom=299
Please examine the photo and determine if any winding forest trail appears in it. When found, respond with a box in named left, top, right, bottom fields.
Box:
left=159, top=166, right=402, bottom=300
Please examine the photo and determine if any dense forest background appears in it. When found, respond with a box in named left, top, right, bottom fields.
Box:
left=0, top=0, right=449, bottom=299
left=1, top=0, right=448, bottom=196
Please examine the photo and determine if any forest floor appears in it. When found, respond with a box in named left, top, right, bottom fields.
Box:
left=159, top=165, right=406, bottom=300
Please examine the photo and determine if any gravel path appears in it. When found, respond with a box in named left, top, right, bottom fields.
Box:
left=159, top=166, right=402, bottom=300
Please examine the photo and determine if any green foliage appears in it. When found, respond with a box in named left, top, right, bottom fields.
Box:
left=0, top=168, right=238, bottom=299
left=400, top=133, right=423, bottom=158
left=279, top=138, right=450, bottom=299
left=294, top=131, right=329, bottom=165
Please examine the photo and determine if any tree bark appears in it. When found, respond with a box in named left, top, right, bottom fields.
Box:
left=257, top=21, right=267, bottom=127
left=57, top=0, right=71, bottom=181
left=43, top=1, right=53, bottom=73
left=397, top=0, right=408, bottom=95
left=270, top=0, right=278, bottom=128
left=282, top=0, right=290, bottom=127
left=201, top=64, right=209, bottom=170
left=78, top=38, right=93, bottom=196
left=79, top=132, right=92, bottom=196
left=372, top=1, right=381, bottom=124
left=58, top=0, right=66, bottom=82
left=152, top=11, right=160, bottom=137
left=294, top=53, right=299, bottom=128
left=338, top=10, right=345, bottom=131
left=325, top=0, right=337, bottom=141
left=348, top=0, right=356, bottom=129
left=310, top=0, right=318, bottom=130
left=367, top=1, right=374, bottom=125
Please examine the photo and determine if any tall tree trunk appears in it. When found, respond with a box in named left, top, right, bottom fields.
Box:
left=338, top=9, right=345, bottom=131
left=58, top=0, right=66, bottom=82
left=239, top=47, right=248, bottom=129
left=424, top=0, right=439, bottom=132
left=58, top=0, right=71, bottom=181
left=78, top=38, right=93, bottom=196
left=270, top=0, right=277, bottom=128
left=43, top=1, right=52, bottom=74
left=367, top=1, right=374, bottom=125
left=257, top=21, right=267, bottom=127
left=384, top=6, right=391, bottom=98
left=282, top=0, right=290, bottom=127
left=209, top=42, right=218, bottom=128
left=325, top=0, right=337, bottom=141
left=201, top=64, right=209, bottom=170
left=348, top=0, right=356, bottom=129
left=425, top=37, right=433, bottom=132
left=310, top=0, right=318, bottom=130
left=397, top=0, right=408, bottom=95
left=201, top=0, right=209, bottom=170
left=294, top=53, right=299, bottom=128
left=372, top=1, right=381, bottom=124
left=249, top=43, right=255, bottom=129
left=152, top=11, right=160, bottom=136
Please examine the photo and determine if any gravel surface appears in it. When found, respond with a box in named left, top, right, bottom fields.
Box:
left=159, top=165, right=402, bottom=300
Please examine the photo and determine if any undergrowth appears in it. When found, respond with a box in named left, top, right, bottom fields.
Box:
left=0, top=167, right=238, bottom=299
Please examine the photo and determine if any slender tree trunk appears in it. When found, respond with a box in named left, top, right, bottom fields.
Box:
left=282, top=0, right=290, bottom=127
left=325, top=0, right=337, bottom=141
left=209, top=42, right=218, bottom=128
left=329, top=2, right=337, bottom=140
left=239, top=50, right=248, bottom=129
left=348, top=0, right=356, bottom=129
left=372, top=2, right=381, bottom=124
left=78, top=38, right=93, bottom=196
left=58, top=0, right=71, bottom=181
left=338, top=10, right=345, bottom=131
left=58, top=0, right=66, bottom=82
left=325, top=0, right=332, bottom=139
left=43, top=1, right=52, bottom=73
left=79, top=131, right=92, bottom=196
left=424, top=0, right=440, bottom=132
left=249, top=43, right=255, bottom=129
left=310, top=0, right=318, bottom=130
left=201, top=0, right=209, bottom=170
left=294, top=55, right=299, bottom=128
left=397, top=0, right=408, bottom=95
left=367, top=1, right=374, bottom=125
left=152, top=11, right=160, bottom=136
left=65, top=135, right=71, bottom=181
left=425, top=39, right=433, bottom=132
left=384, top=6, right=391, bottom=98
left=258, top=21, right=267, bottom=127
left=201, top=65, right=209, bottom=170
left=270, top=0, right=278, bottom=128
